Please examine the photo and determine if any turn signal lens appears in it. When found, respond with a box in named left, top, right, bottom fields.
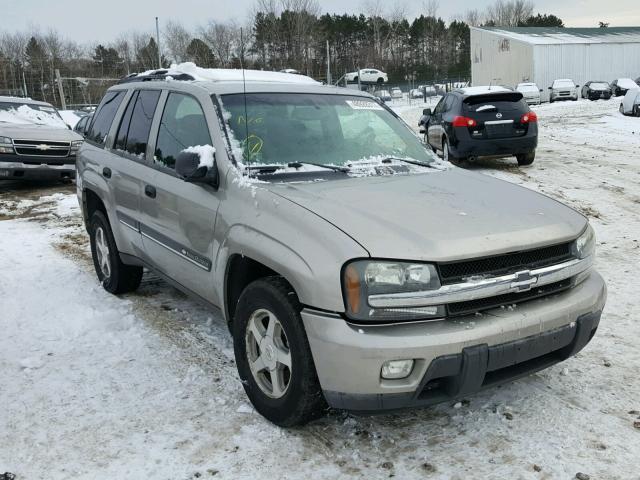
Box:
left=452, top=116, right=477, bottom=127
left=344, top=264, right=361, bottom=315
left=520, top=111, right=537, bottom=123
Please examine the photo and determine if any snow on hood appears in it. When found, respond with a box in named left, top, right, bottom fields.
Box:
left=618, top=78, right=638, bottom=89
left=182, top=144, right=216, bottom=168
left=138, top=62, right=319, bottom=85
left=0, top=105, right=67, bottom=128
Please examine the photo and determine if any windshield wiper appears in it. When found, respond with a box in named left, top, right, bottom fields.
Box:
left=245, top=162, right=350, bottom=174
left=287, top=161, right=350, bottom=173
left=381, top=157, right=435, bottom=169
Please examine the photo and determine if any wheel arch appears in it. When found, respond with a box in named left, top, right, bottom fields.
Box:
left=224, top=253, right=298, bottom=326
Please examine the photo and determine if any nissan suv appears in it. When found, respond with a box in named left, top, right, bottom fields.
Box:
left=77, top=66, right=606, bottom=426
left=0, top=96, right=83, bottom=181
left=420, top=86, right=538, bottom=166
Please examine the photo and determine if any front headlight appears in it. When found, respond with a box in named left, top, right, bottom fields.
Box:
left=343, top=260, right=444, bottom=323
left=0, top=136, right=13, bottom=154
left=70, top=140, right=83, bottom=153
left=572, top=224, right=595, bottom=259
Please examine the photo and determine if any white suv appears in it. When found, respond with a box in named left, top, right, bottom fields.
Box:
left=345, top=68, right=388, bottom=84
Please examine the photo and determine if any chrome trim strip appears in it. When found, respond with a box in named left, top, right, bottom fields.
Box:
left=119, top=219, right=139, bottom=233
left=485, top=120, right=514, bottom=125
left=368, top=256, right=593, bottom=308
left=0, top=161, right=74, bottom=170
left=140, top=231, right=210, bottom=271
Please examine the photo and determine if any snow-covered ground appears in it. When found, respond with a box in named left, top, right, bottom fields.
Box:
left=1, top=98, right=639, bottom=479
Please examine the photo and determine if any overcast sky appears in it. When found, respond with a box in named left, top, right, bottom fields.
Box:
left=4, top=0, right=640, bottom=43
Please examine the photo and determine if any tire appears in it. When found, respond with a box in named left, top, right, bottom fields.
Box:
left=620, top=103, right=625, bottom=115
left=550, top=98, right=554, bottom=103
left=377, top=77, right=384, bottom=84
left=89, top=210, right=143, bottom=294
left=442, top=136, right=464, bottom=166
left=634, top=105, right=640, bottom=117
left=233, top=276, right=326, bottom=426
left=516, top=151, right=535, bottom=166
left=353, top=76, right=358, bottom=83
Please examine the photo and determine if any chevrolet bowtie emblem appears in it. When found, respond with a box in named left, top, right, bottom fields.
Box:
left=511, top=270, right=538, bottom=292
left=36, top=144, right=50, bottom=151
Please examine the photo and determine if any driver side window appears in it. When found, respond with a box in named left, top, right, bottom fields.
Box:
left=434, top=96, right=446, bottom=115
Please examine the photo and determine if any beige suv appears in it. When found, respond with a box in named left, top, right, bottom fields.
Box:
left=77, top=66, right=606, bottom=426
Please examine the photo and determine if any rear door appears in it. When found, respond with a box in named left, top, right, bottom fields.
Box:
left=427, top=95, right=447, bottom=148
left=109, top=88, right=162, bottom=256
left=461, top=93, right=530, bottom=141
left=139, top=91, right=220, bottom=300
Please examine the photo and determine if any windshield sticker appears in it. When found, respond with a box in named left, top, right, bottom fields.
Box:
left=345, top=100, right=384, bottom=111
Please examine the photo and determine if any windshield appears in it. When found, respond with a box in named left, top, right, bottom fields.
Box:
left=0, top=101, right=66, bottom=127
left=219, top=93, right=436, bottom=169
left=553, top=80, right=575, bottom=88
left=590, top=82, right=609, bottom=90
left=517, top=84, right=538, bottom=93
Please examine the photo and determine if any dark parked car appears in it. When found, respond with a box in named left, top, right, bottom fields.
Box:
left=611, top=78, right=638, bottom=97
left=73, top=113, right=93, bottom=136
left=581, top=81, right=612, bottom=101
left=420, top=86, right=538, bottom=166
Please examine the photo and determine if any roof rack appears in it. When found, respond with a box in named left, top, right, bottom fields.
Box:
left=117, top=70, right=195, bottom=84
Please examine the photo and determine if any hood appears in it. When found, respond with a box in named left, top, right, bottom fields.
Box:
left=0, top=122, right=82, bottom=142
left=267, top=169, right=586, bottom=262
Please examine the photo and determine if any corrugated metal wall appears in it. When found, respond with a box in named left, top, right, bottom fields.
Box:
left=534, top=43, right=640, bottom=101
left=472, top=27, right=640, bottom=102
left=471, top=28, right=534, bottom=87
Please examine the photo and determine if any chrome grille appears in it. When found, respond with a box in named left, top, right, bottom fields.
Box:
left=438, top=242, right=574, bottom=285
left=13, top=139, right=71, bottom=157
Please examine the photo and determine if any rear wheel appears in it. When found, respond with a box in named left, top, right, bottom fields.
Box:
left=353, top=76, right=358, bottom=83
left=233, top=277, right=326, bottom=426
left=377, top=77, right=384, bottom=84
left=443, top=138, right=464, bottom=166
left=89, top=211, right=143, bottom=294
left=620, top=103, right=625, bottom=115
left=516, top=151, right=535, bottom=166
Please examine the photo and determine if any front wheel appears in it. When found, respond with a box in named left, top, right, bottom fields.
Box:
left=89, top=210, right=143, bottom=294
left=516, top=151, right=535, bottom=166
left=620, top=103, right=625, bottom=114
left=233, top=277, right=326, bottom=426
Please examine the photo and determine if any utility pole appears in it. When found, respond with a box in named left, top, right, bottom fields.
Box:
left=22, top=70, right=28, bottom=98
left=326, top=40, right=331, bottom=85
left=155, top=17, right=162, bottom=69
left=357, top=66, right=361, bottom=91
left=55, top=69, right=66, bottom=110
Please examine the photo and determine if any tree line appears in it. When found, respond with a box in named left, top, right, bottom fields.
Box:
left=0, top=0, right=564, bottom=108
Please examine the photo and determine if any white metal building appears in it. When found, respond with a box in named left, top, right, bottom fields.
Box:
left=471, top=27, right=640, bottom=101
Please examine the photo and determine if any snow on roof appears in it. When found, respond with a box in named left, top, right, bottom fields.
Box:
left=457, top=86, right=512, bottom=95
left=474, top=26, right=640, bottom=45
left=0, top=95, right=49, bottom=106
left=137, top=62, right=319, bottom=85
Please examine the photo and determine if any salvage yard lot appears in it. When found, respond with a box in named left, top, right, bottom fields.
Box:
left=1, top=98, right=639, bottom=479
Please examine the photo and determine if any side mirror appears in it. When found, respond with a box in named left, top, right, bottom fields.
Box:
left=176, top=150, right=219, bottom=189
left=423, top=108, right=432, bottom=116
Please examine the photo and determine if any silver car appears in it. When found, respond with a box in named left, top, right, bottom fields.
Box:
left=77, top=68, right=606, bottom=426
left=0, top=96, right=83, bottom=181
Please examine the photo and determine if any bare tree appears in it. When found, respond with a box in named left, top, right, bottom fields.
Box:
left=423, top=0, right=439, bottom=18
left=485, top=0, right=534, bottom=27
left=164, top=21, right=191, bottom=63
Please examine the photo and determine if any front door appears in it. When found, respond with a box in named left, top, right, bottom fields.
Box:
left=139, top=92, right=220, bottom=301
left=427, top=95, right=446, bottom=149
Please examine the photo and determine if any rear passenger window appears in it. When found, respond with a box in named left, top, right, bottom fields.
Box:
left=114, top=90, right=160, bottom=158
left=87, top=91, right=125, bottom=146
left=154, top=93, right=211, bottom=170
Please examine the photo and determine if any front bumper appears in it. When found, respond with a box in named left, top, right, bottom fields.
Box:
left=303, top=271, right=606, bottom=412
left=0, top=155, right=76, bottom=180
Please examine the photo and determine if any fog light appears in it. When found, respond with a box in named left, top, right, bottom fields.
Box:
left=381, top=359, right=414, bottom=379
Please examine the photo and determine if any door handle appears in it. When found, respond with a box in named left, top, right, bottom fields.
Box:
left=144, top=185, right=157, bottom=199
left=102, top=167, right=111, bottom=178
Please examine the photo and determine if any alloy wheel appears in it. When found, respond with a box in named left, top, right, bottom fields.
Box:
left=95, top=226, right=111, bottom=279
left=245, top=308, right=292, bottom=398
